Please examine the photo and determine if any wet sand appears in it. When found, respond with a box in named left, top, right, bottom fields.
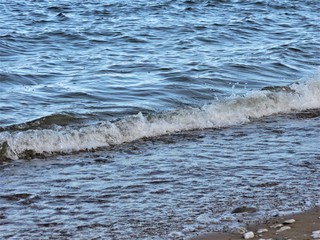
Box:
left=190, top=206, right=320, bottom=240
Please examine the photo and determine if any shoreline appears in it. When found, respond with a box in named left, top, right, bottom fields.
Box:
left=189, top=206, right=320, bottom=240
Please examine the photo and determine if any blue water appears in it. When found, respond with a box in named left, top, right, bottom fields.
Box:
left=0, top=0, right=320, bottom=239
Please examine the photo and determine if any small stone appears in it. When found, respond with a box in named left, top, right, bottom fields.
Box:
left=283, top=219, right=295, bottom=224
left=276, top=226, right=291, bottom=232
left=232, top=206, right=257, bottom=214
left=311, top=230, right=320, bottom=239
left=257, top=228, right=268, bottom=234
left=243, top=231, right=254, bottom=239
left=270, top=223, right=283, bottom=228
left=237, top=227, right=247, bottom=234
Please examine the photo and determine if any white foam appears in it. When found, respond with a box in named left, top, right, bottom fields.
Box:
left=1, top=78, right=320, bottom=160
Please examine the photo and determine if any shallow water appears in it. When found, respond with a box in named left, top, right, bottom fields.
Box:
left=1, top=111, right=320, bottom=239
left=0, top=0, right=320, bottom=239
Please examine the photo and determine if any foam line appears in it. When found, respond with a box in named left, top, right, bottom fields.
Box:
left=1, top=78, right=320, bottom=160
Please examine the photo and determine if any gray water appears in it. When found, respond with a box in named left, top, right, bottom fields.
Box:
left=0, top=0, right=320, bottom=239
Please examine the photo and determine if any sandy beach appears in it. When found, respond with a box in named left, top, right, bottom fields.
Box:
left=190, top=206, right=320, bottom=240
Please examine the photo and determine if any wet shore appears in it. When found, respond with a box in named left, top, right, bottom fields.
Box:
left=191, top=206, right=320, bottom=240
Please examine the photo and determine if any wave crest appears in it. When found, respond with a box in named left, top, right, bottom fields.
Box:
left=1, top=79, right=320, bottom=160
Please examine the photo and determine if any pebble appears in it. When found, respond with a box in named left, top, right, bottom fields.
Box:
left=237, top=227, right=247, bottom=234
left=276, top=226, right=291, bottom=233
left=311, top=230, right=320, bottom=239
left=283, top=219, right=295, bottom=224
left=270, top=223, right=283, bottom=228
left=232, top=206, right=257, bottom=214
left=243, top=231, right=254, bottom=239
left=257, top=228, right=268, bottom=234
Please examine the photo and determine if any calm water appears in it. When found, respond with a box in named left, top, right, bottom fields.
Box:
left=0, top=0, right=320, bottom=239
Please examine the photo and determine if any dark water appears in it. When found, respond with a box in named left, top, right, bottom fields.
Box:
left=0, top=0, right=320, bottom=239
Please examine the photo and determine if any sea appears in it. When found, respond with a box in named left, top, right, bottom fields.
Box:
left=0, top=0, right=319, bottom=239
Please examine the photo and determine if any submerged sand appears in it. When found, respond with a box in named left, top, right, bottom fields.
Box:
left=190, top=206, right=320, bottom=240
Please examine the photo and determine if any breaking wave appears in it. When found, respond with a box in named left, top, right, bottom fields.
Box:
left=1, top=78, right=320, bottom=160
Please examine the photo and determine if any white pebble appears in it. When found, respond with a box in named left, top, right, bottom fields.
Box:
left=270, top=223, right=283, bottom=228
left=243, top=231, right=254, bottom=239
left=257, top=228, right=268, bottom=234
left=311, top=230, right=320, bottom=239
left=237, top=227, right=247, bottom=234
left=276, top=226, right=291, bottom=232
left=284, top=219, right=295, bottom=224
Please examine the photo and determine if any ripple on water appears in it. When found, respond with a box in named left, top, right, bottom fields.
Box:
left=0, top=0, right=320, bottom=239
left=0, top=112, right=320, bottom=239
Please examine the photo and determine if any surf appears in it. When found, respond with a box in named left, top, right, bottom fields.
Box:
left=1, top=78, right=320, bottom=161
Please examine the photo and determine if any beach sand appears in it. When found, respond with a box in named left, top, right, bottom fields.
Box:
left=190, top=206, right=320, bottom=240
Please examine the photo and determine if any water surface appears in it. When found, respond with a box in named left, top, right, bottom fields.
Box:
left=0, top=0, right=319, bottom=239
